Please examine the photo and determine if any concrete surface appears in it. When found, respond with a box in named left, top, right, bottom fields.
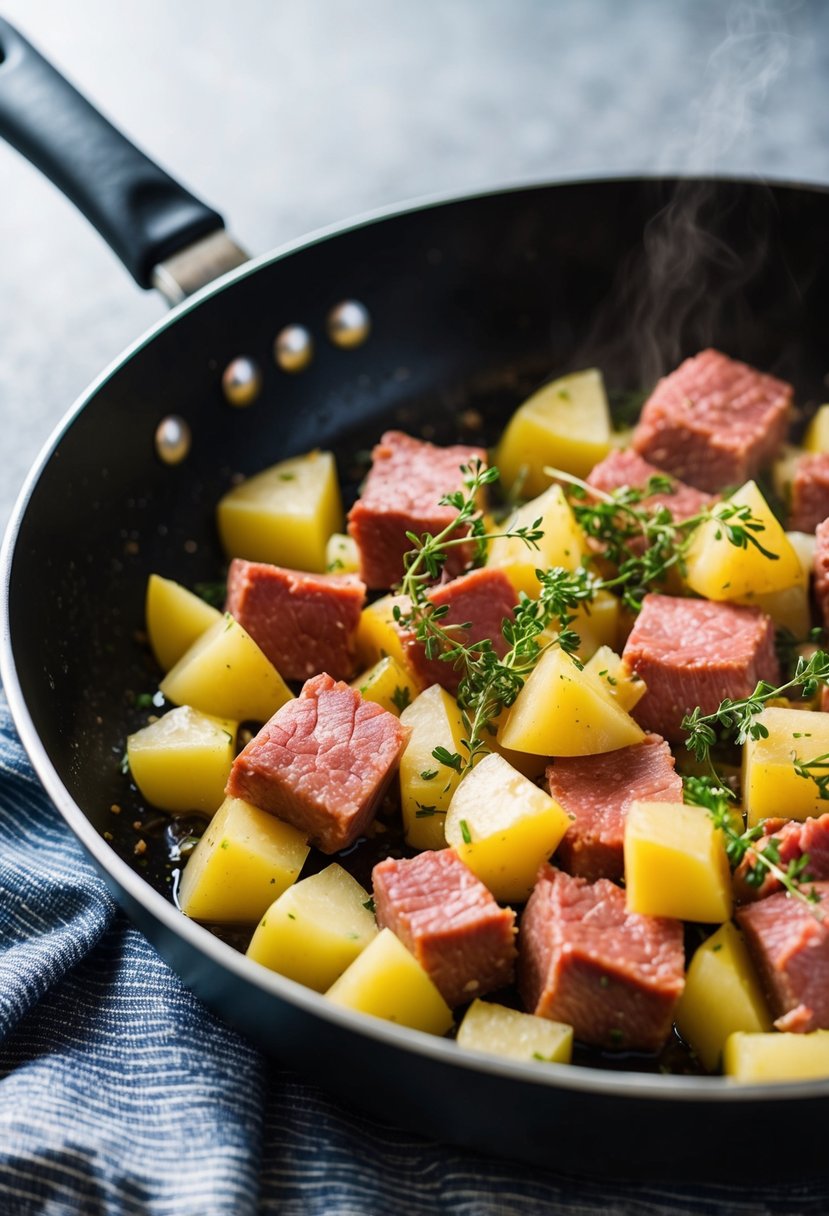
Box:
left=1, top=0, right=828, bottom=530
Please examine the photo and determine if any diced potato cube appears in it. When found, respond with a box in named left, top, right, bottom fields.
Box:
left=787, top=530, right=816, bottom=573
left=445, top=752, right=570, bottom=902
left=179, top=796, right=309, bottom=922
left=738, top=531, right=812, bottom=637
left=583, top=645, right=646, bottom=712
left=684, top=480, right=804, bottom=601
left=742, top=706, right=829, bottom=827
left=354, top=594, right=413, bottom=672
left=804, top=405, right=829, bottom=454
left=127, top=706, right=237, bottom=814
left=771, top=443, right=802, bottom=502
left=624, top=800, right=732, bottom=923
left=350, top=655, right=420, bottom=717
left=399, top=684, right=466, bottom=850
left=724, top=1030, right=829, bottom=1082
left=145, top=574, right=221, bottom=672
left=326, top=927, right=453, bottom=1035
left=325, top=531, right=360, bottom=573
left=486, top=485, right=587, bottom=598
left=217, top=450, right=343, bottom=573
left=495, top=369, right=612, bottom=497
left=247, top=863, right=376, bottom=991
left=456, top=999, right=573, bottom=1064
left=747, top=583, right=811, bottom=639
left=675, top=922, right=771, bottom=1072
left=568, top=590, right=621, bottom=660
left=160, top=614, right=293, bottom=723
left=498, top=645, right=645, bottom=756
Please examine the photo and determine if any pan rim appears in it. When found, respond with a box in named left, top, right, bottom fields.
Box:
left=4, top=171, right=829, bottom=1107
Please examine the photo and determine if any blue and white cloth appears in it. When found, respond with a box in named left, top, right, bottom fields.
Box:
left=0, top=687, right=826, bottom=1215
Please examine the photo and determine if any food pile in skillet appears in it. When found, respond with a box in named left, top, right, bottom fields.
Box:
left=123, top=346, right=829, bottom=1081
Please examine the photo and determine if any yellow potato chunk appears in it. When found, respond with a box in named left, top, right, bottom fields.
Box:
left=127, top=706, right=237, bottom=814
left=325, top=531, right=360, bottom=573
left=583, top=645, right=646, bottom=712
left=804, top=405, right=829, bottom=454
left=742, top=706, right=829, bottom=827
left=675, top=922, right=771, bottom=1072
left=495, top=369, right=612, bottom=497
left=179, top=796, right=309, bottom=923
left=354, top=594, right=413, bottom=672
left=787, top=530, right=816, bottom=573
left=444, top=753, right=570, bottom=902
left=217, top=450, right=343, bottom=573
left=326, top=927, right=453, bottom=1035
left=350, top=655, right=420, bottom=717
left=624, top=800, right=732, bottom=923
left=486, top=485, right=587, bottom=598
left=771, top=443, right=802, bottom=502
left=724, top=1030, right=829, bottom=1082
left=498, top=645, right=645, bottom=756
left=145, top=574, right=221, bottom=672
left=568, top=590, right=621, bottom=660
left=399, top=684, right=466, bottom=850
left=247, top=863, right=376, bottom=992
left=457, top=999, right=573, bottom=1064
left=160, top=614, right=293, bottom=724
left=684, top=480, right=804, bottom=602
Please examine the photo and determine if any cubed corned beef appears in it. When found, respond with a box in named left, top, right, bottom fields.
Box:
left=226, top=673, right=408, bottom=853
left=622, top=594, right=779, bottom=742
left=225, top=559, right=365, bottom=681
left=546, top=733, right=681, bottom=882
left=371, top=850, right=517, bottom=1007
left=814, top=520, right=829, bottom=633
left=587, top=448, right=715, bottom=528
left=518, top=865, right=684, bottom=1052
left=733, top=814, right=829, bottom=903
left=737, top=883, right=829, bottom=1033
left=347, top=431, right=488, bottom=590
left=632, top=349, right=792, bottom=493
left=402, top=567, right=516, bottom=696
left=788, top=453, right=829, bottom=534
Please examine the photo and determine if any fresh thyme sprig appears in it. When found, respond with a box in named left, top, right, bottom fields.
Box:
left=793, top=752, right=829, bottom=801
left=683, top=775, right=822, bottom=913
left=682, top=650, right=829, bottom=775
left=548, top=468, right=777, bottom=612
left=396, top=461, right=585, bottom=772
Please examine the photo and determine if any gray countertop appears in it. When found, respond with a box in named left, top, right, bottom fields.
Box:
left=2, top=0, right=828, bottom=531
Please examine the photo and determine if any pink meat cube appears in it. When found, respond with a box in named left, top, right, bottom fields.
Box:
left=789, top=453, right=829, bottom=533
left=225, top=559, right=365, bottom=681
left=587, top=448, right=715, bottom=527
left=402, top=567, right=517, bottom=696
left=519, top=865, right=684, bottom=1051
left=737, top=884, right=829, bottom=1033
left=733, top=814, right=829, bottom=903
left=632, top=349, right=792, bottom=493
left=814, top=519, right=829, bottom=631
left=372, top=850, right=517, bottom=1007
left=546, top=733, right=682, bottom=882
left=347, top=430, right=488, bottom=589
left=622, top=594, right=779, bottom=742
left=226, top=673, right=408, bottom=853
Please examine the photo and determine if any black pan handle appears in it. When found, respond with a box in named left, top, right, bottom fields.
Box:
left=0, top=17, right=227, bottom=289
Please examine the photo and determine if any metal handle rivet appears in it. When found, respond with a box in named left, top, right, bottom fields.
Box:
left=155, top=415, right=192, bottom=465
left=274, top=324, right=314, bottom=373
left=222, top=356, right=263, bottom=406
left=327, top=300, right=371, bottom=349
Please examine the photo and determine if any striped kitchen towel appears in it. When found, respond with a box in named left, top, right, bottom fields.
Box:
left=0, top=687, right=826, bottom=1216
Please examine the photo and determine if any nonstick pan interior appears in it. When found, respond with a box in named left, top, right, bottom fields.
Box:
left=6, top=177, right=829, bottom=1179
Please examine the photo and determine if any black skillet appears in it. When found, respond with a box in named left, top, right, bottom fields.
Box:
left=2, top=17, right=829, bottom=1182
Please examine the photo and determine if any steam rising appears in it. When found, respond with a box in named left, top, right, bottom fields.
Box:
left=584, top=1, right=795, bottom=392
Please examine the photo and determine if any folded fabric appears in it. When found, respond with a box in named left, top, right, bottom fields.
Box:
left=1, top=689, right=826, bottom=1216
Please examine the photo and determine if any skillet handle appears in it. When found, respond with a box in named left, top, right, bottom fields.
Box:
left=0, top=17, right=230, bottom=290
